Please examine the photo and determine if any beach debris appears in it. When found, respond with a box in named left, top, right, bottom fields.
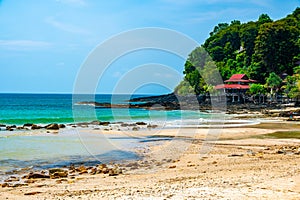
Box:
left=168, top=165, right=176, bottom=169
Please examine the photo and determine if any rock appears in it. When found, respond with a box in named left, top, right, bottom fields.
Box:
left=132, top=127, right=139, bottom=131
left=0, top=124, right=6, bottom=127
left=99, top=121, right=110, bottom=126
left=25, top=173, right=50, bottom=179
left=1, top=183, right=9, bottom=187
left=46, top=123, right=59, bottom=130
left=228, top=154, right=244, bottom=157
left=24, top=179, right=35, bottom=184
left=24, top=191, right=42, bottom=195
left=49, top=168, right=66, bottom=174
left=136, top=122, right=147, bottom=125
left=31, top=124, right=41, bottom=130
left=168, top=165, right=176, bottom=169
left=12, top=183, right=28, bottom=187
left=23, top=123, right=33, bottom=127
left=108, top=168, right=121, bottom=176
left=58, top=124, right=66, bottom=128
left=50, top=171, right=68, bottom=179
left=147, top=124, right=158, bottom=129
left=76, top=165, right=88, bottom=174
left=102, top=168, right=109, bottom=174
left=91, top=120, right=101, bottom=125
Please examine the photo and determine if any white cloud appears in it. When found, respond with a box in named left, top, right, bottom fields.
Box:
left=0, top=40, right=51, bottom=50
left=46, top=17, right=90, bottom=35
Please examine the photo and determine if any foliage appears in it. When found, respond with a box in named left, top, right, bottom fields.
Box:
left=176, top=8, right=300, bottom=95
left=249, top=84, right=266, bottom=95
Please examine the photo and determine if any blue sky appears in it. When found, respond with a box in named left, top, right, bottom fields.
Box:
left=0, top=0, right=299, bottom=94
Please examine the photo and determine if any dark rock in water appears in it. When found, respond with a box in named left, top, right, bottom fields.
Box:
left=58, top=124, right=66, bottom=128
left=6, top=126, right=16, bottom=131
left=132, top=127, right=139, bottom=131
left=49, top=168, right=66, bottom=174
left=136, top=122, right=147, bottom=125
left=99, top=121, right=110, bottom=126
left=31, top=124, right=41, bottom=130
left=46, top=123, right=59, bottom=130
left=23, top=123, right=33, bottom=127
left=91, top=120, right=101, bottom=125
left=0, top=124, right=6, bottom=127
left=25, top=173, right=50, bottom=179
left=147, top=124, right=158, bottom=129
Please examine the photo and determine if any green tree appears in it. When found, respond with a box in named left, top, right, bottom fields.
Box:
left=266, top=72, right=282, bottom=101
left=249, top=83, right=266, bottom=103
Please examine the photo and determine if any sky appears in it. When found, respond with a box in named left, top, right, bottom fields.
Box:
left=0, top=0, right=299, bottom=94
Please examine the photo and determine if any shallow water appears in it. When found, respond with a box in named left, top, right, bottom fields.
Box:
left=0, top=129, right=143, bottom=178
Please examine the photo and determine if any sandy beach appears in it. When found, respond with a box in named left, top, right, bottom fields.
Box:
left=1, top=119, right=300, bottom=200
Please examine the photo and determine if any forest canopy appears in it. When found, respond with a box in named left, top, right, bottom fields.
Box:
left=175, top=7, right=300, bottom=95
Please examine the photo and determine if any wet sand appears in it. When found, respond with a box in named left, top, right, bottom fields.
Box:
left=1, top=121, right=300, bottom=199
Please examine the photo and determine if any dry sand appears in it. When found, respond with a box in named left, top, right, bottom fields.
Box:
left=1, top=121, right=300, bottom=199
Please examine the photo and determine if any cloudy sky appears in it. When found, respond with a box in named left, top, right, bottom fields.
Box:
left=0, top=0, right=299, bottom=94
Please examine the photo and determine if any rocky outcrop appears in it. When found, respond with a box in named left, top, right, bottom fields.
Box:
left=45, top=123, right=59, bottom=130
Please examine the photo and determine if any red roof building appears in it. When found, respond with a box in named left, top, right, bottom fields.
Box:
left=215, top=74, right=257, bottom=91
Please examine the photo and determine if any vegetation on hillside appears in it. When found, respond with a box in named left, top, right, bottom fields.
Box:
left=175, top=7, right=300, bottom=99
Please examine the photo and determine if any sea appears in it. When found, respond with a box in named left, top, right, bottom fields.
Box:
left=0, top=93, right=208, bottom=179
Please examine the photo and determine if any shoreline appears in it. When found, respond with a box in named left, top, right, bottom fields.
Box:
left=1, top=117, right=300, bottom=199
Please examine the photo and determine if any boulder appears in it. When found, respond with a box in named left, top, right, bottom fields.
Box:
left=99, top=121, right=110, bottom=126
left=25, top=173, right=50, bottom=179
left=58, top=124, right=66, bottom=128
left=46, top=123, right=59, bottom=130
left=31, top=124, right=41, bottom=130
left=23, top=123, right=33, bottom=127
left=49, top=168, right=68, bottom=179
left=132, top=127, right=139, bottom=131
left=76, top=165, right=88, bottom=174
left=136, top=122, right=147, bottom=125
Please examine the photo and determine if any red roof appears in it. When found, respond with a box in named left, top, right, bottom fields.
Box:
left=224, top=74, right=257, bottom=83
left=229, top=74, right=247, bottom=80
left=215, top=84, right=250, bottom=90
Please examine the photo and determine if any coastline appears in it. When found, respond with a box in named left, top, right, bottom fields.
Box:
left=1, top=116, right=300, bottom=199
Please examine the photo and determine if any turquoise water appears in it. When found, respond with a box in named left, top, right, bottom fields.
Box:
left=0, top=93, right=204, bottom=125
left=0, top=93, right=208, bottom=177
